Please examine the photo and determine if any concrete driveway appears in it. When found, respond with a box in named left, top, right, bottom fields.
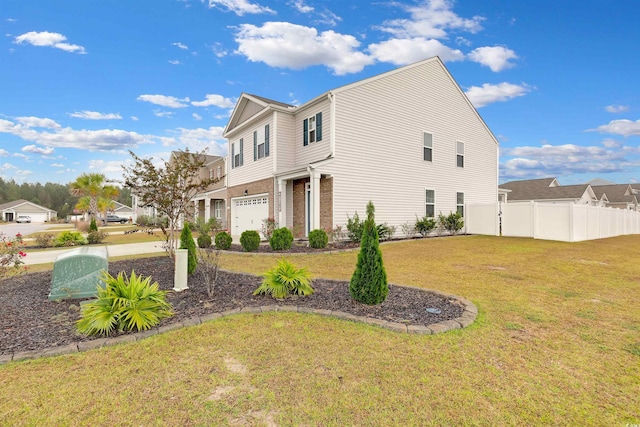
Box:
left=0, top=222, right=60, bottom=238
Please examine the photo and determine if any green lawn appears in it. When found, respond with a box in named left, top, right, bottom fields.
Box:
left=1, top=235, right=639, bottom=425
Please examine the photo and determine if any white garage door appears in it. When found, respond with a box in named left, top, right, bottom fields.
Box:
left=28, top=213, right=49, bottom=223
left=231, top=195, right=269, bottom=237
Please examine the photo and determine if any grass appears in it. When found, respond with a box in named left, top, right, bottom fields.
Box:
left=2, top=235, right=640, bottom=425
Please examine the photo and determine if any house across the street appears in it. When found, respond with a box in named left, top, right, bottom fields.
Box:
left=221, top=56, right=499, bottom=238
left=0, top=199, right=58, bottom=223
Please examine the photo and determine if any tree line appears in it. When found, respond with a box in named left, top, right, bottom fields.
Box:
left=0, top=177, right=131, bottom=219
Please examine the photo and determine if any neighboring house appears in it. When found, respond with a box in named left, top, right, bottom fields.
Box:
left=499, top=178, right=599, bottom=205
left=0, top=199, right=57, bottom=222
left=191, top=155, right=227, bottom=228
left=588, top=183, right=639, bottom=211
left=222, top=56, right=499, bottom=238
left=111, top=201, right=134, bottom=218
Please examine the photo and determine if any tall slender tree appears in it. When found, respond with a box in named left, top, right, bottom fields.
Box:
left=69, top=173, right=119, bottom=220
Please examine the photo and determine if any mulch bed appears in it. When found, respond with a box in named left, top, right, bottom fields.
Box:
left=0, top=254, right=464, bottom=356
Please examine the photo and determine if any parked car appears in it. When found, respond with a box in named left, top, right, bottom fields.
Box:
left=15, top=216, right=31, bottom=223
left=101, top=215, right=128, bottom=224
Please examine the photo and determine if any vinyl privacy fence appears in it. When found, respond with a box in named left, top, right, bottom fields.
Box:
left=466, top=201, right=640, bottom=242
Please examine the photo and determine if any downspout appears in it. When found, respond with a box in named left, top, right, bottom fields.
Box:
left=327, top=91, right=335, bottom=159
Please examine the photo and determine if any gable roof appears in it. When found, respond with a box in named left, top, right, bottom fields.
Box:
left=500, top=178, right=592, bottom=201
left=591, top=184, right=637, bottom=204
left=0, top=199, right=56, bottom=213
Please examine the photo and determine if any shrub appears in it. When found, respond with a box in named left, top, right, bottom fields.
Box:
left=400, top=222, right=417, bottom=239
left=253, top=258, right=314, bottom=298
left=0, top=232, right=27, bottom=280
left=438, top=211, right=464, bottom=235
left=415, top=215, right=437, bottom=237
left=136, top=215, right=152, bottom=226
left=240, top=230, right=261, bottom=252
left=270, top=227, right=294, bottom=251
left=377, top=223, right=396, bottom=241
left=75, top=220, right=90, bottom=233
left=197, top=233, right=212, bottom=248
left=215, top=231, right=232, bottom=250
left=179, top=223, right=198, bottom=274
left=328, top=225, right=346, bottom=243
left=346, top=212, right=364, bottom=243
left=261, top=217, right=278, bottom=240
left=87, top=230, right=108, bottom=244
left=76, top=270, right=173, bottom=336
left=89, top=218, right=98, bottom=232
left=54, top=231, right=87, bottom=247
left=194, top=217, right=222, bottom=235
left=350, top=201, right=388, bottom=305
left=308, top=229, right=328, bottom=249
left=34, top=232, right=55, bottom=247
left=198, top=247, right=221, bottom=297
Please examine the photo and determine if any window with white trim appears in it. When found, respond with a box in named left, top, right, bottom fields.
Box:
left=456, top=192, right=464, bottom=217
left=456, top=141, right=464, bottom=168
left=231, top=138, right=243, bottom=168
left=253, top=124, right=270, bottom=160
left=217, top=165, right=221, bottom=178
left=423, top=132, right=433, bottom=162
left=426, top=189, right=435, bottom=218
left=214, top=200, right=223, bottom=219
left=303, top=112, right=323, bottom=146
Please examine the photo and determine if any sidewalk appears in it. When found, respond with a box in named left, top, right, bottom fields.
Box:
left=23, top=241, right=166, bottom=265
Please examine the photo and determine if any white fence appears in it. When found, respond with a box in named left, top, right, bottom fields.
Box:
left=466, top=201, right=640, bottom=242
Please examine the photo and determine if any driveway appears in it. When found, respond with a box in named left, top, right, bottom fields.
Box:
left=0, top=222, right=59, bottom=238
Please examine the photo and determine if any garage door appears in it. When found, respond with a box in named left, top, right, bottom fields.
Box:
left=231, top=195, right=269, bottom=237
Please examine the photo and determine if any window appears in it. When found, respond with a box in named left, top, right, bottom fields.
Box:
left=209, top=168, right=214, bottom=179
left=456, top=141, right=464, bottom=168
left=214, top=200, right=223, bottom=219
left=253, top=125, right=270, bottom=161
left=423, top=132, right=433, bottom=162
left=217, top=165, right=221, bottom=178
left=426, top=189, right=435, bottom=218
left=232, top=138, right=243, bottom=168
left=303, top=112, right=323, bottom=146
left=457, top=192, right=464, bottom=217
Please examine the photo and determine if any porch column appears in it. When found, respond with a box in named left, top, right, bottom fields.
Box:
left=311, top=172, right=321, bottom=232
left=278, top=178, right=287, bottom=228
left=204, top=197, right=211, bottom=222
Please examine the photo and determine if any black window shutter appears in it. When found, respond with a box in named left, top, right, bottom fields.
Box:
left=316, top=112, right=323, bottom=141
left=303, top=119, right=308, bottom=146
left=265, top=124, right=270, bottom=156
left=253, top=131, right=257, bottom=161
left=239, top=138, right=243, bottom=166
left=231, top=143, right=235, bottom=169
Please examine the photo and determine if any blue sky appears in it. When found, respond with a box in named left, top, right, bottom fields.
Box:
left=1, top=0, right=639, bottom=186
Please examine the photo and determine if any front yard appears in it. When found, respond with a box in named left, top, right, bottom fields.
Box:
left=1, top=235, right=638, bottom=425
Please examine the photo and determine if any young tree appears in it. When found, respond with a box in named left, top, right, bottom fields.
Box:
left=122, top=149, right=220, bottom=257
left=349, top=201, right=389, bottom=305
left=179, top=222, right=198, bottom=274
left=69, top=173, right=119, bottom=221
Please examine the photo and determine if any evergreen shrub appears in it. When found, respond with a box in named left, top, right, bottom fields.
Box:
left=308, top=229, right=328, bottom=249
left=179, top=223, right=198, bottom=274
left=197, top=233, right=212, bottom=248
left=215, top=231, right=232, bottom=250
left=269, top=227, right=293, bottom=251
left=240, top=230, right=261, bottom=252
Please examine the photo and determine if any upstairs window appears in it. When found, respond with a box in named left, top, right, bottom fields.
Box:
left=253, top=124, right=270, bottom=161
left=231, top=138, right=243, bottom=169
left=456, top=141, right=464, bottom=168
left=457, top=192, right=464, bottom=217
left=217, top=165, right=221, bottom=178
left=426, top=189, right=435, bottom=218
left=303, top=112, right=323, bottom=146
left=423, top=132, right=433, bottom=162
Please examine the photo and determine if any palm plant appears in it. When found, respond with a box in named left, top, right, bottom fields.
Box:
left=77, top=270, right=173, bottom=336
left=70, top=173, right=119, bottom=221
left=253, top=258, right=314, bottom=298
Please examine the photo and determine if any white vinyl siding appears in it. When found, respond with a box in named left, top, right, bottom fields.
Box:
left=294, top=98, right=331, bottom=166
left=276, top=111, right=295, bottom=171
left=423, top=132, right=433, bottom=162
left=329, top=57, right=497, bottom=230
left=228, top=115, right=275, bottom=187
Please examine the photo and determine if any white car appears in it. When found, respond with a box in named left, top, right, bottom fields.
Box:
left=16, top=216, right=31, bottom=223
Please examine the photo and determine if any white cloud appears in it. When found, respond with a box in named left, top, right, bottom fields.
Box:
left=14, top=31, right=86, bottom=54
left=2, top=162, right=17, bottom=169
left=468, top=46, right=518, bottom=72
left=69, top=111, right=122, bottom=120
left=602, top=138, right=622, bottom=148
left=191, top=94, right=235, bottom=108
left=131, top=116, right=139, bottom=121
left=169, top=60, right=181, bottom=65
left=206, top=0, right=274, bottom=15
left=193, top=113, right=202, bottom=120
left=154, top=110, right=175, bottom=118
left=88, top=159, right=128, bottom=173
left=235, top=22, right=374, bottom=75
left=368, top=37, right=464, bottom=65
left=0, top=149, right=9, bottom=156
left=22, top=145, right=54, bottom=155
left=15, top=169, right=33, bottom=177
left=211, top=42, right=228, bottom=58
left=172, top=42, right=189, bottom=49
left=6, top=18, right=17, bottom=23
left=137, top=94, right=190, bottom=108
left=167, top=126, right=227, bottom=154
left=605, top=104, right=629, bottom=113
left=51, top=163, right=64, bottom=167
left=465, top=82, right=531, bottom=108
left=588, top=119, right=640, bottom=137
left=15, top=116, right=61, bottom=129
left=291, top=0, right=313, bottom=13
left=500, top=142, right=640, bottom=180
left=379, top=0, right=484, bottom=39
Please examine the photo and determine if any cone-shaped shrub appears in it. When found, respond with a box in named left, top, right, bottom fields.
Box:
left=179, top=223, right=198, bottom=274
left=89, top=217, right=98, bottom=232
left=349, top=201, right=388, bottom=305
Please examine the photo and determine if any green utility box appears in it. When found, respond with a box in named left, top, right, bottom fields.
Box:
left=48, top=246, right=109, bottom=300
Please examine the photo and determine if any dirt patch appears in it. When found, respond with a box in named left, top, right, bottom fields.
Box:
left=0, top=256, right=464, bottom=355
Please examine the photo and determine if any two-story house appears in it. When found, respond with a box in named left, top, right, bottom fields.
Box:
left=191, top=155, right=227, bottom=228
left=223, top=56, right=499, bottom=238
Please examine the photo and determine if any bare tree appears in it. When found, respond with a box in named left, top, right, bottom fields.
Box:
left=122, top=149, right=221, bottom=257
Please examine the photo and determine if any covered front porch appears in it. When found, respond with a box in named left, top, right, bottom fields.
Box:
left=192, top=188, right=227, bottom=229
